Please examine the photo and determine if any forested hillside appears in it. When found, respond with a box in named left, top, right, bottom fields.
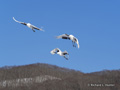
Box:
left=0, top=63, right=119, bottom=90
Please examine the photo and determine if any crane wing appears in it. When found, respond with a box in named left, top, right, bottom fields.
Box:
left=50, top=48, right=60, bottom=55
left=32, top=25, right=44, bottom=31
left=76, top=38, right=80, bottom=48
left=56, top=34, right=70, bottom=39
left=63, top=51, right=69, bottom=55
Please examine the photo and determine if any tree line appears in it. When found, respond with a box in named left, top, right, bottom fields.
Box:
left=0, top=63, right=119, bottom=90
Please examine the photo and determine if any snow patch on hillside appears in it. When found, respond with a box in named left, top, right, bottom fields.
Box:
left=0, top=75, right=61, bottom=88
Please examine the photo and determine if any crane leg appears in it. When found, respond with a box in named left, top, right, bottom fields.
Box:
left=64, top=56, right=68, bottom=60
left=32, top=30, right=35, bottom=32
left=72, top=41, right=75, bottom=47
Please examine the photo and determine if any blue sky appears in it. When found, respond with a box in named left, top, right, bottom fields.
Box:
left=0, top=0, right=120, bottom=73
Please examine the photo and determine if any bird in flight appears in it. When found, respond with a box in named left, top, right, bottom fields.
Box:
left=13, top=17, right=44, bottom=32
left=56, top=34, right=80, bottom=48
left=50, top=48, right=69, bottom=60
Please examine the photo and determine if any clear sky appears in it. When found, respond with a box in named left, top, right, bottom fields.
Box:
left=0, top=0, right=120, bottom=73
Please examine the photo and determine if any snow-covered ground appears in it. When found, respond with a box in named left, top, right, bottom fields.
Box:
left=0, top=75, right=61, bottom=88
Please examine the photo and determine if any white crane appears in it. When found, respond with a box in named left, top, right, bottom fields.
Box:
left=50, top=48, right=69, bottom=60
left=13, top=17, right=44, bottom=32
left=56, top=34, right=80, bottom=48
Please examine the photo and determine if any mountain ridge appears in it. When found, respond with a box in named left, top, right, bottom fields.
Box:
left=0, top=63, right=120, bottom=90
